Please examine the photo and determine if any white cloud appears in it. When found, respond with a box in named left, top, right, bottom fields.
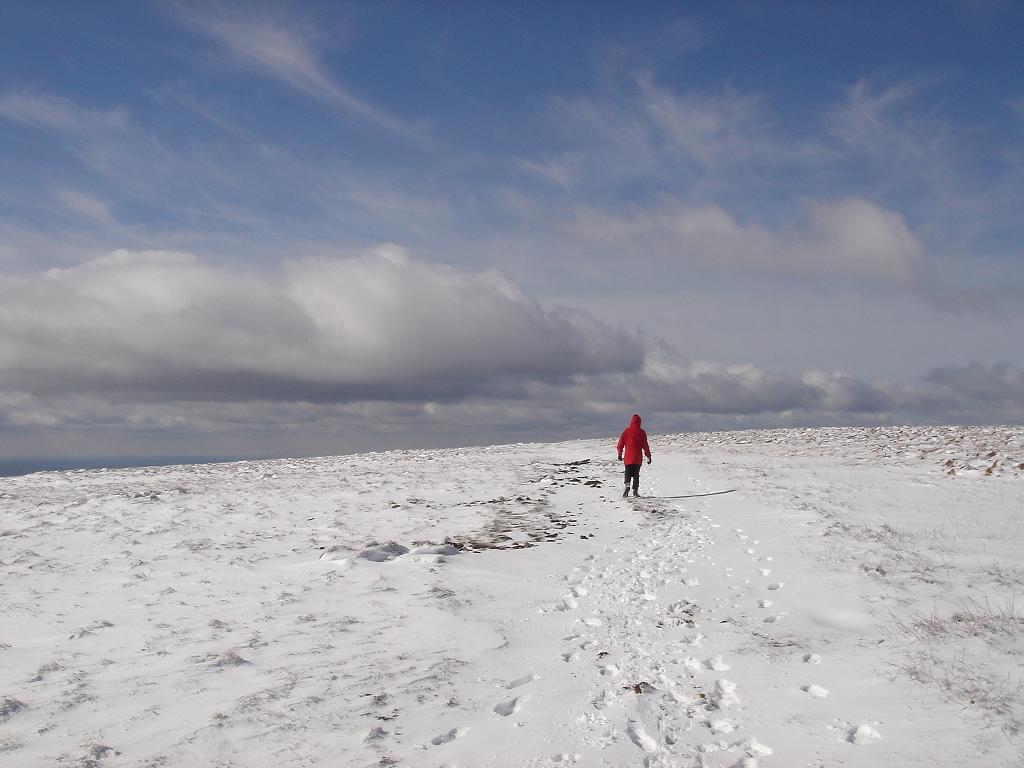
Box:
left=800, top=197, right=924, bottom=281
left=0, top=81, right=444, bottom=255
left=0, top=89, right=256, bottom=234
left=823, top=77, right=968, bottom=223
left=53, top=190, right=118, bottom=226
left=561, top=350, right=1024, bottom=428
left=515, top=155, right=580, bottom=187
left=0, top=90, right=129, bottom=136
left=516, top=69, right=1019, bottom=317
left=169, top=5, right=418, bottom=138
left=569, top=196, right=923, bottom=282
left=828, top=78, right=939, bottom=159
left=542, top=71, right=827, bottom=189
left=635, top=74, right=773, bottom=169
left=3, top=291, right=1022, bottom=451
left=653, top=19, right=703, bottom=55
left=0, top=245, right=643, bottom=403
left=546, top=93, right=658, bottom=182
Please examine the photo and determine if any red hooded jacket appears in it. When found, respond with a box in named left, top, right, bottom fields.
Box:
left=617, top=414, right=652, bottom=465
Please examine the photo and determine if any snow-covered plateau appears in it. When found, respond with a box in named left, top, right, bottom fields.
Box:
left=2, top=426, right=1023, bottom=767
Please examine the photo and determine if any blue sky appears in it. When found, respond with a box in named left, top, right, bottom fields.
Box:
left=1, top=1, right=1023, bottom=462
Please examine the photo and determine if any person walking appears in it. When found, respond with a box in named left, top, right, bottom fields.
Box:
left=617, top=413, right=652, bottom=497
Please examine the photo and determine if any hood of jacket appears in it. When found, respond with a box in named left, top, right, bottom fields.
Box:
left=630, top=414, right=642, bottom=428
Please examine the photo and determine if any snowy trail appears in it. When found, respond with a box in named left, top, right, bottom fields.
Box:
left=420, top=445, right=1019, bottom=766
left=1, top=428, right=1022, bottom=766
left=483, top=454, right=931, bottom=767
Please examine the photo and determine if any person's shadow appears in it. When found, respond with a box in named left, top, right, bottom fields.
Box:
left=657, top=489, right=737, bottom=500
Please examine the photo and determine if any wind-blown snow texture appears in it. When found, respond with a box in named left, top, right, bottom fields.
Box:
left=1, top=427, right=1022, bottom=766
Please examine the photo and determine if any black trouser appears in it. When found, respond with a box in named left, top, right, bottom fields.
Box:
left=624, top=464, right=641, bottom=491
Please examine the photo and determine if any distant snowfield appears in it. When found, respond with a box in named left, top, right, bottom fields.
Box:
left=2, top=427, right=1023, bottom=767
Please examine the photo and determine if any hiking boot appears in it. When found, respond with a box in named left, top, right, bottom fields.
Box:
left=622, top=487, right=629, bottom=498
left=632, top=489, right=640, bottom=497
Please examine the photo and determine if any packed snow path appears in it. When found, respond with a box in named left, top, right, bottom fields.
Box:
left=1, top=427, right=1022, bottom=766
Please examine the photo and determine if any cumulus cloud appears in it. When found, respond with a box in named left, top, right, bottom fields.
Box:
left=626, top=356, right=821, bottom=415
left=581, top=353, right=1024, bottom=432
left=569, top=196, right=924, bottom=282
left=549, top=347, right=909, bottom=421
left=926, top=362, right=1024, bottom=406
left=2, top=244, right=1013, bottom=435
left=3, top=292, right=1023, bottom=456
left=0, top=245, right=643, bottom=403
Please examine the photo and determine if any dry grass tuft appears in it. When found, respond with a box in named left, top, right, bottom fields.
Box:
left=892, top=598, right=1024, bottom=643
left=891, top=648, right=1023, bottom=721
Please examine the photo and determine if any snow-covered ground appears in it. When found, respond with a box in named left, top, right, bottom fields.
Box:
left=2, top=426, right=1023, bottom=767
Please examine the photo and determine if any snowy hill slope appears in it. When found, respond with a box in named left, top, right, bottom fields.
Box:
left=1, top=427, right=1022, bottom=766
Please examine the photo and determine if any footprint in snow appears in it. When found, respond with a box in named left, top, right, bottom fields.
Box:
left=591, top=687, right=616, bottom=710
left=803, top=653, right=822, bottom=664
left=431, top=726, right=470, bottom=745
left=358, top=542, right=410, bottom=562
left=848, top=724, right=882, bottom=744
left=626, top=719, right=659, bottom=753
left=802, top=684, right=829, bottom=699
left=746, top=738, right=774, bottom=757
left=758, top=599, right=772, bottom=608
left=766, top=582, right=785, bottom=591
left=709, top=678, right=740, bottom=709
left=682, top=656, right=702, bottom=672
left=506, top=673, right=539, bottom=689
left=494, top=695, right=530, bottom=716
left=550, top=753, right=582, bottom=764
left=708, top=718, right=735, bottom=735
left=705, top=655, right=730, bottom=671
left=317, top=550, right=353, bottom=566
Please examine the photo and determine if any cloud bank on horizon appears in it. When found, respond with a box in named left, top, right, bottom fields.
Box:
left=0, top=2, right=1022, bottom=459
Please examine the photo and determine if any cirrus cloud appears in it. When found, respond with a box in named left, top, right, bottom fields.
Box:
left=165, top=3, right=420, bottom=139
left=0, top=90, right=129, bottom=136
